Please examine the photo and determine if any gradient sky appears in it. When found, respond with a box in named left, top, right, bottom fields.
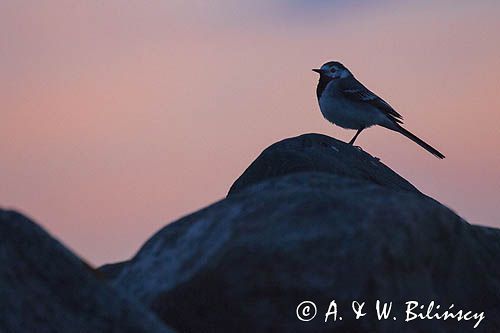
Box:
left=1, top=1, right=499, bottom=265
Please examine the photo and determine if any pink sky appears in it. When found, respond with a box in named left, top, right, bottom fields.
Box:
left=1, top=1, right=499, bottom=265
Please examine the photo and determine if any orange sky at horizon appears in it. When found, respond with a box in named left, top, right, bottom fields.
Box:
left=1, top=1, right=499, bottom=265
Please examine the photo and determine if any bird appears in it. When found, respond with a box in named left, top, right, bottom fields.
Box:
left=312, top=61, right=445, bottom=159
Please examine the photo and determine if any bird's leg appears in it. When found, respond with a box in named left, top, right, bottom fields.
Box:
left=349, top=128, right=364, bottom=145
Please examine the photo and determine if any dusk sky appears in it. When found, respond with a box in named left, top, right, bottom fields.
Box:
left=1, top=1, right=499, bottom=265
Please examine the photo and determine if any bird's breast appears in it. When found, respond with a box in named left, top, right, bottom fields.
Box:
left=318, top=93, right=382, bottom=130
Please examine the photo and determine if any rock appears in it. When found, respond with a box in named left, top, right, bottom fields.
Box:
left=0, top=210, right=174, bottom=333
left=103, top=133, right=498, bottom=332
left=99, top=261, right=129, bottom=280
left=228, top=133, right=419, bottom=195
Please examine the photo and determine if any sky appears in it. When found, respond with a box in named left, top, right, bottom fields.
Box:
left=1, top=1, right=499, bottom=266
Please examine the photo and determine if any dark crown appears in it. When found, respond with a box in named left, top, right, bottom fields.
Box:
left=323, top=61, right=346, bottom=69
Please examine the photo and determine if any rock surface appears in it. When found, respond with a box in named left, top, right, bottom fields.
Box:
left=105, top=133, right=500, bottom=332
left=0, top=210, right=174, bottom=333
left=228, top=133, right=418, bottom=195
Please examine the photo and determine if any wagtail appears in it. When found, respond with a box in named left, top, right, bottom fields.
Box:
left=313, top=61, right=445, bottom=159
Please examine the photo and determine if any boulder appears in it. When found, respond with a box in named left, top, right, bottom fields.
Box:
left=228, top=133, right=419, bottom=195
left=0, top=210, right=174, bottom=333
left=102, top=133, right=497, bottom=332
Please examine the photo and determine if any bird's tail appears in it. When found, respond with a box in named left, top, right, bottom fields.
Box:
left=392, top=124, right=445, bottom=159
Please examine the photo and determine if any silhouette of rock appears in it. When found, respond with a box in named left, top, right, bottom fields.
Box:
left=99, top=261, right=129, bottom=280
left=98, top=134, right=499, bottom=332
left=0, top=210, right=174, bottom=333
left=229, top=133, right=419, bottom=195
left=104, top=134, right=500, bottom=332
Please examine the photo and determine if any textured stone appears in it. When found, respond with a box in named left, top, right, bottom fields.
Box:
left=102, top=133, right=500, bottom=332
left=0, top=210, right=174, bottom=333
left=228, top=133, right=419, bottom=195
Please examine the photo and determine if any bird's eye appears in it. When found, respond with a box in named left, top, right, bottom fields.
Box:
left=330, top=68, right=336, bottom=72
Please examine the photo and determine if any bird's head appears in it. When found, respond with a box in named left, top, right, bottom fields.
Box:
left=312, top=61, right=351, bottom=79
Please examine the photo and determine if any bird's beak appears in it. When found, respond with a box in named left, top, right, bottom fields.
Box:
left=312, top=68, right=323, bottom=74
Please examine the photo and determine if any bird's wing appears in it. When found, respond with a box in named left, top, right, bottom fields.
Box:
left=340, top=77, right=403, bottom=122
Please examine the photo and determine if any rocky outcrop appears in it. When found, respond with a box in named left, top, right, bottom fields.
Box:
left=105, top=134, right=500, bottom=332
left=0, top=210, right=174, bottom=333
left=228, top=133, right=418, bottom=195
left=2, top=133, right=498, bottom=332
